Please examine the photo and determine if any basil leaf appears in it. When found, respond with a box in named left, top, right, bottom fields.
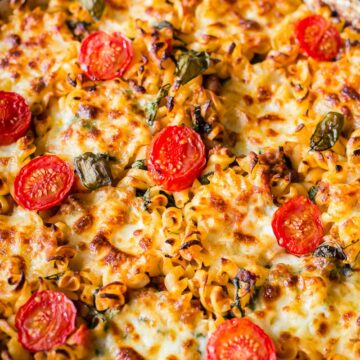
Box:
left=146, top=84, right=171, bottom=126
left=80, top=0, right=105, bottom=20
left=248, top=286, right=261, bottom=311
left=176, top=50, right=210, bottom=85
left=155, top=21, right=173, bottom=30
left=198, top=171, right=214, bottom=185
left=308, top=186, right=318, bottom=203
left=329, top=263, right=352, bottom=281
left=74, top=152, right=113, bottom=190
left=192, top=106, right=212, bottom=134
left=159, top=190, right=176, bottom=208
left=44, top=272, right=65, bottom=281
left=310, top=112, right=344, bottom=151
left=132, top=159, right=147, bottom=170
left=142, top=188, right=152, bottom=211
left=65, top=20, right=91, bottom=41
left=231, top=276, right=245, bottom=317
left=313, top=245, right=346, bottom=260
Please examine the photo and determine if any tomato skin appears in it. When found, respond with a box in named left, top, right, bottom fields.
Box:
left=15, top=290, right=77, bottom=352
left=68, top=325, right=89, bottom=346
left=79, top=30, right=133, bottom=81
left=295, top=15, right=341, bottom=61
left=272, top=195, right=324, bottom=255
left=14, top=155, right=74, bottom=211
left=147, top=126, right=206, bottom=192
left=0, top=91, right=31, bottom=146
left=206, top=318, right=276, bottom=360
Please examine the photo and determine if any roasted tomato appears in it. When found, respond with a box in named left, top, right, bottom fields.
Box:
left=68, top=324, right=89, bottom=346
left=272, top=195, right=324, bottom=255
left=14, top=154, right=74, bottom=211
left=206, top=318, right=276, bottom=360
left=79, top=30, right=133, bottom=81
left=0, top=91, right=31, bottom=146
left=147, top=126, right=206, bottom=192
left=295, top=14, right=341, bottom=61
left=15, top=290, right=77, bottom=352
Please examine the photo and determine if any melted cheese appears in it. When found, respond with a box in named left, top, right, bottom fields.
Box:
left=0, top=0, right=359, bottom=359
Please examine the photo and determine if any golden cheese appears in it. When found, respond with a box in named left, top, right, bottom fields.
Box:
left=0, top=0, right=359, bottom=359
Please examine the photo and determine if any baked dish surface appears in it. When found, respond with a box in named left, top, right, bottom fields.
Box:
left=0, top=0, right=360, bottom=359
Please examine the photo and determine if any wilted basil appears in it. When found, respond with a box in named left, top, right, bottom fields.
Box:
left=65, top=20, right=91, bottom=41
left=192, top=106, right=212, bottom=134
left=132, top=159, right=147, bottom=170
left=159, top=190, right=176, bottom=208
left=310, top=112, right=344, bottom=151
left=313, top=244, right=346, bottom=260
left=155, top=21, right=174, bottom=30
left=74, top=152, right=112, bottom=190
left=176, top=50, right=210, bottom=85
left=146, top=84, right=171, bottom=126
left=308, top=186, right=318, bottom=203
left=80, top=0, right=105, bottom=20
left=198, top=171, right=214, bottom=185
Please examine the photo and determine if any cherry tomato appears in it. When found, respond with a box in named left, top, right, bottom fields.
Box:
left=15, top=290, right=77, bottom=352
left=206, top=318, right=276, bottom=360
left=147, top=126, right=206, bottom=191
left=295, top=15, right=341, bottom=61
left=79, top=30, right=133, bottom=81
left=14, top=155, right=74, bottom=211
left=272, top=195, right=324, bottom=255
left=0, top=91, right=31, bottom=146
left=68, top=325, right=89, bottom=346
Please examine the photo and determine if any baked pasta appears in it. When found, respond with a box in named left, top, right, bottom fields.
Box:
left=0, top=0, right=359, bottom=359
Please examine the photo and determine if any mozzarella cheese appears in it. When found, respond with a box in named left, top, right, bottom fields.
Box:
left=0, top=0, right=359, bottom=359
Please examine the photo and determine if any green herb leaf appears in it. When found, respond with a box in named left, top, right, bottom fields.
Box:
left=65, top=20, right=92, bottom=41
left=192, top=106, right=212, bottom=134
left=176, top=50, right=210, bottom=85
left=155, top=21, right=173, bottom=30
left=159, top=190, right=176, bottom=208
left=329, top=263, right=352, bottom=281
left=248, top=286, right=261, bottom=311
left=308, top=186, right=318, bottom=203
left=198, top=171, right=214, bottom=185
left=74, top=152, right=113, bottom=190
left=141, top=188, right=152, bottom=211
left=313, top=244, right=346, bottom=260
left=231, top=276, right=245, bottom=317
left=80, top=0, right=105, bottom=20
left=132, top=159, right=147, bottom=170
left=44, top=272, right=65, bottom=281
left=310, top=112, right=344, bottom=151
left=146, top=84, right=171, bottom=126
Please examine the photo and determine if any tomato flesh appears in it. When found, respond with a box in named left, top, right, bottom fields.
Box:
left=68, top=325, right=89, bottom=346
left=0, top=91, right=31, bottom=145
left=272, top=195, right=324, bottom=255
left=206, top=318, right=276, bottom=360
left=15, top=290, right=76, bottom=352
left=147, top=126, right=206, bottom=191
left=295, top=15, right=341, bottom=61
left=14, top=155, right=74, bottom=211
left=79, top=30, right=133, bottom=81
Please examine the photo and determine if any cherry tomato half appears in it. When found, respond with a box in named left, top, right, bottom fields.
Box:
left=15, top=290, right=77, bottom=352
left=68, top=325, right=89, bottom=346
left=14, top=155, right=74, bottom=211
left=295, top=14, right=341, bottom=61
left=272, top=195, right=324, bottom=255
left=79, top=30, right=133, bottom=81
left=147, top=126, right=206, bottom=192
left=0, top=91, right=31, bottom=146
left=206, top=318, right=276, bottom=360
